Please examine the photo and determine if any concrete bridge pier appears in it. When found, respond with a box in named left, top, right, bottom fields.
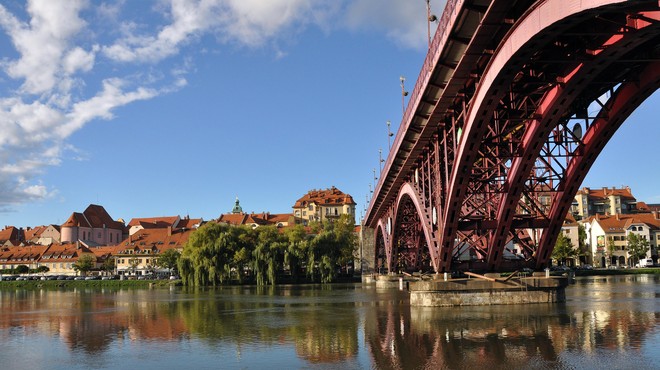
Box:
left=408, top=273, right=569, bottom=307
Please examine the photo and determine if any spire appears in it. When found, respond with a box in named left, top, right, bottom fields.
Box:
left=232, top=196, right=243, bottom=214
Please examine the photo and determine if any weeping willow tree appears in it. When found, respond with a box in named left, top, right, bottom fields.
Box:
left=179, top=214, right=357, bottom=286
left=178, top=223, right=252, bottom=286
left=284, top=224, right=310, bottom=281
left=307, top=214, right=357, bottom=283
left=252, top=226, right=287, bottom=285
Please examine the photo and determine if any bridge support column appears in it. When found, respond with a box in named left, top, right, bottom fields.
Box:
left=359, top=225, right=376, bottom=283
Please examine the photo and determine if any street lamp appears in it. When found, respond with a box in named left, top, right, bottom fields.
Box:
left=426, top=0, right=438, bottom=47
left=379, top=148, right=384, bottom=173
left=387, top=120, right=393, bottom=149
left=400, top=76, right=408, bottom=116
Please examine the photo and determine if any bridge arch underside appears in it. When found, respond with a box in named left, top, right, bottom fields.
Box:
left=391, top=194, right=433, bottom=274
left=435, top=1, right=660, bottom=272
left=374, top=224, right=387, bottom=274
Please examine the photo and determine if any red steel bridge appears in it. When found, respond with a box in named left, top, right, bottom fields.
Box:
left=364, top=0, right=660, bottom=274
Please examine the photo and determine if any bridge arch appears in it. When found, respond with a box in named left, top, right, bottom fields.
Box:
left=389, top=183, right=436, bottom=273
left=365, top=0, right=660, bottom=274
left=374, top=220, right=389, bottom=273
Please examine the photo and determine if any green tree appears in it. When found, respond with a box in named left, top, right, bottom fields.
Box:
left=627, top=232, right=650, bottom=266
left=128, top=257, right=140, bottom=276
left=157, top=249, right=181, bottom=276
left=552, top=233, right=577, bottom=266
left=284, top=224, right=310, bottom=280
left=101, top=257, right=115, bottom=276
left=606, top=237, right=617, bottom=266
left=307, top=215, right=357, bottom=283
left=36, top=265, right=49, bottom=273
left=178, top=223, right=251, bottom=286
left=252, top=226, right=286, bottom=285
left=15, top=264, right=29, bottom=274
left=72, top=254, right=96, bottom=276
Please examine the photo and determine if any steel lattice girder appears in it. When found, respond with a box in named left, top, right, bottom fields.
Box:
left=437, top=1, right=660, bottom=272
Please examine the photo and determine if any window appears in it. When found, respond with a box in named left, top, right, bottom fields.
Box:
left=110, top=234, right=113, bottom=243
left=308, top=205, right=313, bottom=210
left=98, top=232, right=102, bottom=238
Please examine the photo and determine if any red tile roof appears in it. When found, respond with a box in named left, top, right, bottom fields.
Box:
left=217, top=212, right=293, bottom=227
left=293, top=186, right=356, bottom=208
left=587, top=212, right=660, bottom=231
left=118, top=228, right=193, bottom=253
left=62, top=204, right=124, bottom=230
left=576, top=186, right=636, bottom=201
left=0, top=226, right=21, bottom=242
left=128, top=216, right=180, bottom=227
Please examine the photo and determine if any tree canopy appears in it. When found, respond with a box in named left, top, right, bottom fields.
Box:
left=178, top=215, right=357, bottom=286
left=552, top=233, right=577, bottom=265
left=627, top=232, right=650, bottom=265
left=72, top=254, right=96, bottom=276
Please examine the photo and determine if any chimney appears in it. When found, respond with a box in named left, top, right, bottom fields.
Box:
left=616, top=214, right=620, bottom=221
left=602, top=187, right=607, bottom=195
left=654, top=211, right=659, bottom=220
left=167, top=226, right=172, bottom=236
left=76, top=240, right=80, bottom=249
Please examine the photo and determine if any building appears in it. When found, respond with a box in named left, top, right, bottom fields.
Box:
left=0, top=226, right=24, bottom=247
left=127, top=215, right=203, bottom=236
left=60, top=204, right=125, bottom=245
left=582, top=212, right=660, bottom=267
left=24, top=225, right=61, bottom=245
left=572, top=186, right=637, bottom=219
left=114, top=226, right=193, bottom=277
left=217, top=198, right=294, bottom=228
left=292, top=187, right=356, bottom=224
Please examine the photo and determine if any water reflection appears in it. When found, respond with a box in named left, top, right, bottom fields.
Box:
left=0, top=276, right=658, bottom=369
left=365, top=275, right=660, bottom=369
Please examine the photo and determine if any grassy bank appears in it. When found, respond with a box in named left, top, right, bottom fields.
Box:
left=574, top=267, right=660, bottom=277
left=0, top=279, right=181, bottom=290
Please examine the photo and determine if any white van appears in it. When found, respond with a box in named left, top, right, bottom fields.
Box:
left=635, top=258, right=654, bottom=268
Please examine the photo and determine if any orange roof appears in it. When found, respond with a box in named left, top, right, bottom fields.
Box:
left=176, top=218, right=203, bottom=229
left=576, top=186, right=636, bottom=201
left=62, top=204, right=124, bottom=230
left=588, top=212, right=660, bottom=232
left=0, top=226, right=22, bottom=242
left=118, top=228, right=193, bottom=253
left=23, top=226, right=47, bottom=240
left=0, top=244, right=48, bottom=261
left=128, top=216, right=180, bottom=227
left=40, top=243, right=94, bottom=263
left=217, top=212, right=293, bottom=227
left=217, top=213, right=248, bottom=226
left=293, top=186, right=356, bottom=208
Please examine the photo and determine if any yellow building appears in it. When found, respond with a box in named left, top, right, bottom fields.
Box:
left=292, top=187, right=356, bottom=224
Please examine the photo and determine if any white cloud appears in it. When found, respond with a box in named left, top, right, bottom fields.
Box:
left=0, top=0, right=90, bottom=94
left=0, top=0, right=433, bottom=213
left=344, top=0, right=445, bottom=50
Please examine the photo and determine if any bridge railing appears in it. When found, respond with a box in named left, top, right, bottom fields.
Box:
left=368, top=0, right=463, bottom=224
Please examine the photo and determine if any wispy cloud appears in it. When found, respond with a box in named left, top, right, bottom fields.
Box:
left=0, top=0, right=432, bottom=212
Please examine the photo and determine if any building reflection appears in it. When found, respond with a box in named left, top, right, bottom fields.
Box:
left=0, top=276, right=657, bottom=368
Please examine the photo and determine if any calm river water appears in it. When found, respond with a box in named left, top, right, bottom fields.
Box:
left=0, top=275, right=659, bottom=370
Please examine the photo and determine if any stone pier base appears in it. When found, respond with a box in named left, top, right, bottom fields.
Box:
left=409, top=276, right=568, bottom=306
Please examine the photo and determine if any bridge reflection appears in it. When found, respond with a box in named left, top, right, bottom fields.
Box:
left=0, top=280, right=657, bottom=367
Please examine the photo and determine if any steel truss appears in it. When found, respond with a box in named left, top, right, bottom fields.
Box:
left=370, top=0, right=660, bottom=273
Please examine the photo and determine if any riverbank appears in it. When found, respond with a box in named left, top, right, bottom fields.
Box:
left=573, top=267, right=660, bottom=276
left=0, top=279, right=181, bottom=289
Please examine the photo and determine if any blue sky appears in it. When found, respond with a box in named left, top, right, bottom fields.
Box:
left=0, top=0, right=658, bottom=228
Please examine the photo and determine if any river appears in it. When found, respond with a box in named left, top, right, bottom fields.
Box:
left=0, top=275, right=658, bottom=369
